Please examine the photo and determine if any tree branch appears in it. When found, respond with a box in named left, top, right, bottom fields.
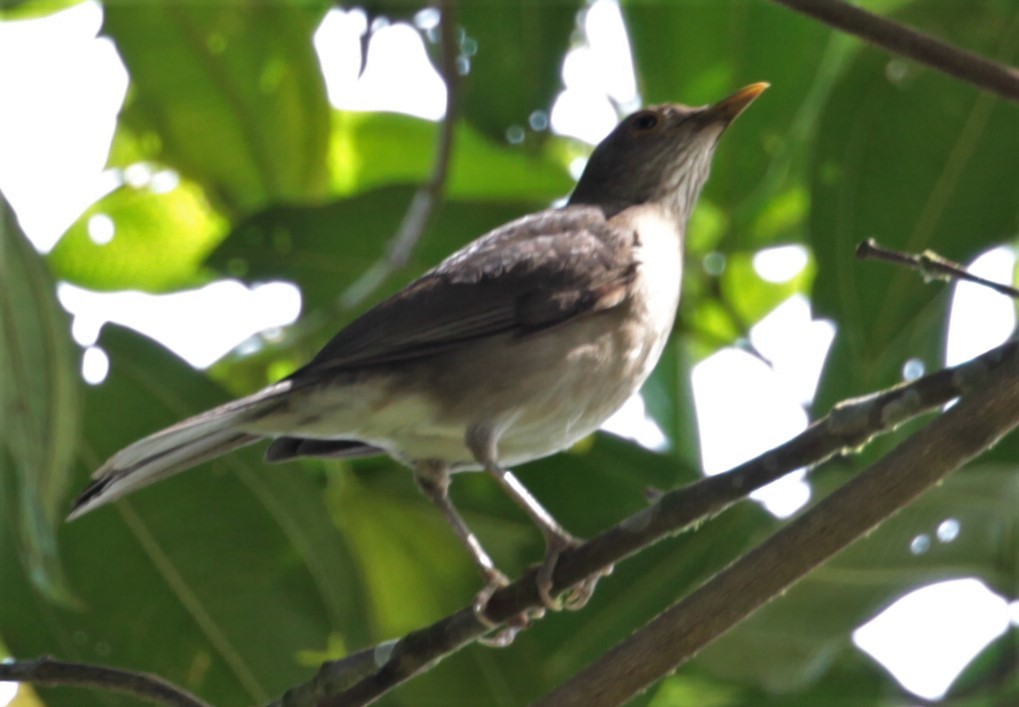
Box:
left=537, top=339, right=1019, bottom=706
left=856, top=238, right=1019, bottom=298
left=0, top=656, right=211, bottom=707
left=274, top=337, right=1019, bottom=706
left=340, top=0, right=461, bottom=309
left=769, top=0, right=1019, bottom=103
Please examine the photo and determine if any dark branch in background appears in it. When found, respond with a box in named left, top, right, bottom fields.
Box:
left=341, top=0, right=461, bottom=309
left=857, top=238, right=1019, bottom=298
left=769, top=0, right=1019, bottom=103
left=0, top=656, right=211, bottom=707
left=273, top=335, right=1019, bottom=706
left=538, top=343, right=1019, bottom=707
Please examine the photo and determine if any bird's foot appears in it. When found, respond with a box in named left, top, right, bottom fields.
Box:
left=473, top=569, right=545, bottom=648
left=536, top=533, right=612, bottom=611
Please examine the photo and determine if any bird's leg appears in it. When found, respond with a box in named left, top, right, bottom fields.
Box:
left=414, top=460, right=537, bottom=645
left=466, top=426, right=606, bottom=612
left=414, top=459, right=503, bottom=584
left=414, top=459, right=505, bottom=587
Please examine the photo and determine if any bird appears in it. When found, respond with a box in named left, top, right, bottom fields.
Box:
left=69, top=82, right=768, bottom=618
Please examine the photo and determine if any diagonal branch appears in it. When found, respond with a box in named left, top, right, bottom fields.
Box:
left=274, top=337, right=1019, bottom=706
left=0, top=656, right=211, bottom=707
left=341, top=0, right=461, bottom=309
left=538, top=338, right=1019, bottom=706
left=769, top=0, right=1019, bottom=102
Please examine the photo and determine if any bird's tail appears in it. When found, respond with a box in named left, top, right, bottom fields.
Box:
left=67, top=382, right=292, bottom=521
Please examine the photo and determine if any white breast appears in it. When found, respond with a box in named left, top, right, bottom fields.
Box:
left=489, top=205, right=684, bottom=464
left=624, top=205, right=684, bottom=383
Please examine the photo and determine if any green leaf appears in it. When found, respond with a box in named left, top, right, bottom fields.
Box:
left=950, top=628, right=1019, bottom=703
left=0, top=0, right=82, bottom=20
left=328, top=472, right=489, bottom=636
left=47, top=179, right=227, bottom=293
left=329, top=111, right=573, bottom=201
left=0, top=326, right=369, bottom=706
left=810, top=1, right=1019, bottom=412
left=458, top=0, right=581, bottom=142
left=658, top=650, right=891, bottom=707
left=102, top=1, right=332, bottom=213
left=648, top=673, right=745, bottom=707
left=50, top=110, right=574, bottom=299
left=0, top=196, right=80, bottom=604
left=721, top=251, right=814, bottom=327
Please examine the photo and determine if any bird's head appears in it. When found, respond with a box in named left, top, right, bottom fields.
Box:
left=569, top=82, right=768, bottom=222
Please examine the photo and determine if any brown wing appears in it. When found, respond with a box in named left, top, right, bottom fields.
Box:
left=290, top=204, right=638, bottom=379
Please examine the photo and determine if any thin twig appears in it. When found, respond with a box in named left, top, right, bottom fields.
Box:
left=276, top=338, right=1019, bottom=706
left=769, top=0, right=1019, bottom=103
left=340, top=0, right=461, bottom=309
left=857, top=238, right=1019, bottom=298
left=538, top=341, right=1019, bottom=706
left=0, top=656, right=211, bottom=707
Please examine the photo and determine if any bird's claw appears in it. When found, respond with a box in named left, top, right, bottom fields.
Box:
left=535, top=533, right=612, bottom=611
left=474, top=569, right=546, bottom=648
left=472, top=568, right=510, bottom=629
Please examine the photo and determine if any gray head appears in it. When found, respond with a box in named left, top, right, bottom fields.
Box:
left=568, top=83, right=768, bottom=222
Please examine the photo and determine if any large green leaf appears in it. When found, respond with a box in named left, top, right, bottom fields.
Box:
left=0, top=196, right=80, bottom=604
left=0, top=326, right=368, bottom=706
left=102, top=1, right=332, bottom=213
left=47, top=178, right=227, bottom=293
left=810, top=0, right=1019, bottom=412
left=458, top=0, right=581, bottom=143
left=329, top=111, right=573, bottom=201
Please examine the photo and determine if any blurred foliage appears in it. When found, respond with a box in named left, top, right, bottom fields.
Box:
left=1, top=197, right=80, bottom=606
left=1, top=0, right=1018, bottom=705
left=103, top=1, right=333, bottom=213
left=0, top=0, right=80, bottom=20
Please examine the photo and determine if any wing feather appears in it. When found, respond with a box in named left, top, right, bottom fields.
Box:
left=292, top=204, right=637, bottom=378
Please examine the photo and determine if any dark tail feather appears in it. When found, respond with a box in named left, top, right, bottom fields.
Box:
left=264, top=437, right=382, bottom=463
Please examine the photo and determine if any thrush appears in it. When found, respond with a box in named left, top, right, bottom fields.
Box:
left=70, top=82, right=768, bottom=619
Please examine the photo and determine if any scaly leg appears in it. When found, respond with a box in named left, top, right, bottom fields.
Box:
left=413, top=459, right=536, bottom=644
left=414, top=459, right=502, bottom=582
left=466, top=426, right=605, bottom=611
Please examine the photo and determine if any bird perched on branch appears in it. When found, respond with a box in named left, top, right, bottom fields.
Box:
left=70, top=82, right=768, bottom=621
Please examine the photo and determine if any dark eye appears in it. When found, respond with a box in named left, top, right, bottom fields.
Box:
left=632, top=112, right=659, bottom=130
